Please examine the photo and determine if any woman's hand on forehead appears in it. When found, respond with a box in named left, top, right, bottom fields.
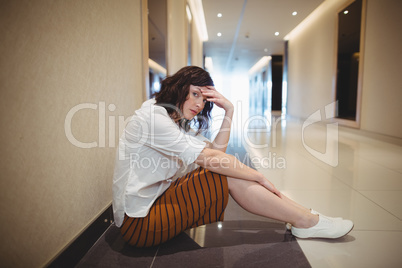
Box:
left=200, top=86, right=234, bottom=112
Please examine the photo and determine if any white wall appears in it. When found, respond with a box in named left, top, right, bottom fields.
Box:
left=360, top=0, right=402, bottom=137
left=191, top=20, right=204, bottom=68
left=287, top=0, right=342, bottom=119
left=287, top=0, right=402, bottom=138
left=0, top=0, right=146, bottom=266
left=167, top=0, right=188, bottom=74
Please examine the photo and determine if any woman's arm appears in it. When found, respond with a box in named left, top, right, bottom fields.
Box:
left=201, top=87, right=234, bottom=153
left=195, top=148, right=282, bottom=197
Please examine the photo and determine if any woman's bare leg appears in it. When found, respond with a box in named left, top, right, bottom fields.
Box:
left=280, top=194, right=311, bottom=213
left=227, top=177, right=318, bottom=228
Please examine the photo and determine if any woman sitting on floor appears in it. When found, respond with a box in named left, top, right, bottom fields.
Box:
left=112, top=66, right=353, bottom=247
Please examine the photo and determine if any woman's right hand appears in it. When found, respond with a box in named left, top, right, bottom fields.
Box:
left=201, top=86, right=234, bottom=113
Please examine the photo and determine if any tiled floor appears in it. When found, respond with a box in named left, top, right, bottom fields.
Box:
left=79, top=116, right=402, bottom=267
left=243, top=116, right=402, bottom=267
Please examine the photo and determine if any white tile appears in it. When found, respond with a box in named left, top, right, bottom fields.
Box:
left=360, top=190, right=402, bottom=220
left=298, top=231, right=402, bottom=268
left=359, top=150, right=402, bottom=172
left=340, top=132, right=402, bottom=171
left=331, top=157, right=402, bottom=191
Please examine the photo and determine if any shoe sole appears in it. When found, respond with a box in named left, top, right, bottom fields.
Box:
left=294, top=223, right=354, bottom=239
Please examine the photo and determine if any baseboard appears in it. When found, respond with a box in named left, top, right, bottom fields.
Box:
left=47, top=205, right=113, bottom=268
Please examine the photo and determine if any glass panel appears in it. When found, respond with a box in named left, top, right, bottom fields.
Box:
left=148, top=0, right=167, bottom=69
left=335, top=0, right=362, bottom=120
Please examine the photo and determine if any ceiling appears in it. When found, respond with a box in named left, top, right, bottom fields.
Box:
left=202, top=0, right=324, bottom=74
left=148, top=0, right=325, bottom=75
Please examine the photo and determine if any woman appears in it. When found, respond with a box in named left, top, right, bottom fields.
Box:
left=112, top=66, right=353, bottom=247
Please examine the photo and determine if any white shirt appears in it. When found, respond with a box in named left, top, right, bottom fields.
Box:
left=112, top=99, right=208, bottom=227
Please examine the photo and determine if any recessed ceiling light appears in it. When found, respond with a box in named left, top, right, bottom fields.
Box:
left=217, top=13, right=222, bottom=17
left=292, top=11, right=297, bottom=16
left=275, top=32, right=279, bottom=36
left=217, top=32, right=222, bottom=37
left=344, top=10, right=349, bottom=14
left=264, top=48, right=268, bottom=52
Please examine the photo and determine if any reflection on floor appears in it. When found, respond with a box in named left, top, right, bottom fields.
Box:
left=77, top=217, right=310, bottom=267
left=78, top=116, right=402, bottom=267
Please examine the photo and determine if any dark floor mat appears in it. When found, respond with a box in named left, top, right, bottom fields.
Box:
left=77, top=220, right=310, bottom=268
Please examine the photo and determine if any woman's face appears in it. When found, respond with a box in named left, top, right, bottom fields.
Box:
left=182, top=85, right=208, bottom=120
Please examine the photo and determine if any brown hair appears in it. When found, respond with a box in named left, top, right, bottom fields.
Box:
left=154, top=66, right=214, bottom=133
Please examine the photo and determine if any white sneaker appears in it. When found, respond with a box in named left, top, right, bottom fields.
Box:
left=311, top=209, right=342, bottom=220
left=291, top=215, right=354, bottom=239
left=285, top=209, right=342, bottom=230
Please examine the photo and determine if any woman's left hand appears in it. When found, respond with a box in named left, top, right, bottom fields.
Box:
left=259, top=178, right=282, bottom=198
left=201, top=86, right=234, bottom=113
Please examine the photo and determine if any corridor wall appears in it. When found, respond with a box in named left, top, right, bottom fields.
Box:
left=286, top=0, right=402, bottom=138
left=0, top=0, right=147, bottom=266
